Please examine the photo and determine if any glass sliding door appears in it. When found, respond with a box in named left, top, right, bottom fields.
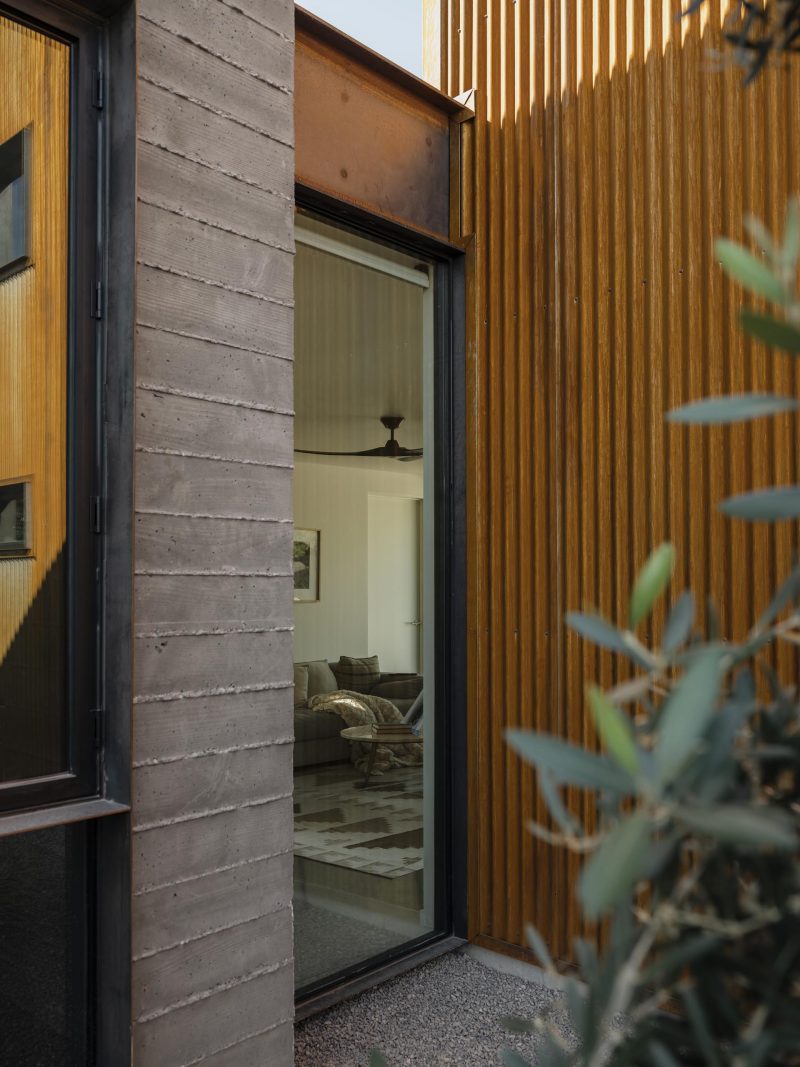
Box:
left=293, top=214, right=438, bottom=991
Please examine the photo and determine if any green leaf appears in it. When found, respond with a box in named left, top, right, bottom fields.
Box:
left=667, top=393, right=798, bottom=424
left=369, top=1053, right=390, bottom=1067
left=757, top=563, right=800, bottom=629
left=721, top=486, right=800, bottom=521
left=655, top=649, right=723, bottom=786
left=716, top=238, right=786, bottom=303
left=564, top=977, right=589, bottom=1043
left=578, top=810, right=651, bottom=918
left=565, top=611, right=628, bottom=653
left=566, top=612, right=654, bottom=669
left=538, top=771, right=582, bottom=836
left=676, top=804, right=798, bottom=849
left=662, top=591, right=694, bottom=655
left=507, top=730, right=636, bottom=793
left=588, top=686, right=639, bottom=775
left=744, top=213, right=776, bottom=259
left=740, top=310, right=800, bottom=353
left=629, top=543, right=675, bottom=627
left=573, top=938, right=599, bottom=983
left=524, top=923, right=555, bottom=972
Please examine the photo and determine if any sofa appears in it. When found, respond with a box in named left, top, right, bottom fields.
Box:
left=293, top=655, right=423, bottom=769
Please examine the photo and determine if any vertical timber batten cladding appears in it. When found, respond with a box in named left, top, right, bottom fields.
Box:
left=430, top=0, right=800, bottom=961
left=132, top=1, right=294, bottom=1063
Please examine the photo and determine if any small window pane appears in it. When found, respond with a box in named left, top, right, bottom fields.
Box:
left=0, top=481, right=30, bottom=554
left=0, top=825, right=89, bottom=1065
left=0, top=127, right=29, bottom=279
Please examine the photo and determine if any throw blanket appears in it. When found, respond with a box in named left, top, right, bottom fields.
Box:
left=308, top=689, right=423, bottom=775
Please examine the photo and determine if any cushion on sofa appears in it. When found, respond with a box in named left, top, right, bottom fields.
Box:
left=303, top=659, right=338, bottom=698
left=294, top=664, right=309, bottom=708
left=332, top=655, right=380, bottom=693
left=371, top=676, right=422, bottom=702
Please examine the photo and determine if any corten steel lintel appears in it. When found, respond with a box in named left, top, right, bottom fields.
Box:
left=296, top=7, right=468, bottom=243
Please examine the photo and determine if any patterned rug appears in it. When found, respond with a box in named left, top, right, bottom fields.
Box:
left=294, top=764, right=423, bottom=879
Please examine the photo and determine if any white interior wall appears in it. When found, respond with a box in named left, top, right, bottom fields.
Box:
left=293, top=456, right=422, bottom=665
left=367, top=495, right=421, bottom=673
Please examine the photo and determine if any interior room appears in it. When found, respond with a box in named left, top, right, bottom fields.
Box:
left=293, top=214, right=436, bottom=991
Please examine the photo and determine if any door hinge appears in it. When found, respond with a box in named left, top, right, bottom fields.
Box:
left=91, top=281, right=103, bottom=319
left=93, top=70, right=104, bottom=110
left=92, top=496, right=103, bottom=535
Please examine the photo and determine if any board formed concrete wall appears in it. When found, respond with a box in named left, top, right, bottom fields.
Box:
left=131, top=1, right=295, bottom=1062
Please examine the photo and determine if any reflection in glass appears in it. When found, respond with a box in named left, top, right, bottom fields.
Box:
left=0, top=16, right=70, bottom=787
left=293, top=216, right=436, bottom=989
left=0, top=825, right=89, bottom=1065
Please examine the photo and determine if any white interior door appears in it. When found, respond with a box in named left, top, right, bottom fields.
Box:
left=367, top=494, right=421, bottom=673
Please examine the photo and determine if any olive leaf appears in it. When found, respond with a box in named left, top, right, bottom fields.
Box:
left=662, top=591, right=695, bottom=655
left=716, top=238, right=786, bottom=304
left=578, top=810, right=651, bottom=918
left=587, top=686, right=639, bottom=775
left=740, top=310, right=800, bottom=353
left=629, top=543, right=675, bottom=628
left=655, top=648, right=723, bottom=786
left=721, top=485, right=800, bottom=521
left=667, top=393, right=798, bottom=424
left=507, top=730, right=635, bottom=794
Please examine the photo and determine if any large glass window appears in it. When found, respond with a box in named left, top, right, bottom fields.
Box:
left=293, top=215, right=437, bottom=991
left=0, top=7, right=97, bottom=809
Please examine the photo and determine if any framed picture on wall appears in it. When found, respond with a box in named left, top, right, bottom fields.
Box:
left=293, top=528, right=320, bottom=602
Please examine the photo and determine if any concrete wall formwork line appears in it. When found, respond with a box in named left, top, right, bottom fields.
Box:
left=132, top=1, right=296, bottom=1063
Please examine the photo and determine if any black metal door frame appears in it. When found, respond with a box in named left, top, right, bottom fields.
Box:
left=293, top=184, right=468, bottom=1016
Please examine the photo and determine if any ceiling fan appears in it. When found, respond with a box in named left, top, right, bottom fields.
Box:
left=295, top=415, right=423, bottom=462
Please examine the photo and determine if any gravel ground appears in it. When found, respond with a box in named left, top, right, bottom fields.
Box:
left=295, top=950, right=568, bottom=1067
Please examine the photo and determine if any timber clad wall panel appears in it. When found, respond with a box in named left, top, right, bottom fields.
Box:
left=133, top=0, right=295, bottom=1062
left=435, top=0, right=800, bottom=961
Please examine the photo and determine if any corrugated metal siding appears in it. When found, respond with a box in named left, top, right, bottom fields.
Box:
left=437, top=0, right=800, bottom=960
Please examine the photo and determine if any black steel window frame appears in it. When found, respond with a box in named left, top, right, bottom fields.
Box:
left=0, top=0, right=101, bottom=813
left=293, top=186, right=468, bottom=1013
left=0, top=1, right=134, bottom=1063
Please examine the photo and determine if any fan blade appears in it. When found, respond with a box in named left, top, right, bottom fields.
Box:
left=295, top=447, right=387, bottom=457
left=399, top=454, right=423, bottom=462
